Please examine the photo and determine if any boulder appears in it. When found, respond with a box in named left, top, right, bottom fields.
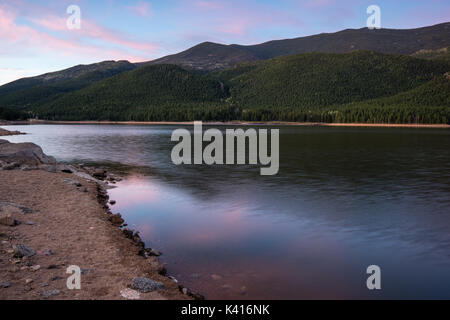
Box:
left=0, top=140, right=56, bottom=166
left=120, top=288, right=141, bottom=300
left=0, top=212, right=19, bottom=226
left=109, top=213, right=124, bottom=226
left=2, top=162, right=20, bottom=170
left=13, top=244, right=36, bottom=258
left=122, top=228, right=134, bottom=239
left=0, top=202, right=34, bottom=215
left=147, top=249, right=162, bottom=257
left=130, top=277, right=165, bottom=293
left=57, top=164, right=76, bottom=173
left=147, top=256, right=167, bottom=275
left=93, top=169, right=107, bottom=180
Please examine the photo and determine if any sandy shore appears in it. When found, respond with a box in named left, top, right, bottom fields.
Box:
left=2, top=120, right=448, bottom=128
left=0, top=131, right=198, bottom=300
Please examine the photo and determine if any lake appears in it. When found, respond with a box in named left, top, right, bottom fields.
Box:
left=3, top=124, right=450, bottom=299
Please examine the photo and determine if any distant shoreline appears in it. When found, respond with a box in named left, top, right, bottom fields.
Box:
left=1, top=120, right=449, bottom=128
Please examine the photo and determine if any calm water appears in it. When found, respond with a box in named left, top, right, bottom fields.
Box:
left=3, top=124, right=450, bottom=299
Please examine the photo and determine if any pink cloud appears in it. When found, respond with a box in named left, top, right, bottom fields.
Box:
left=0, top=4, right=157, bottom=63
left=28, top=15, right=157, bottom=55
left=127, top=1, right=153, bottom=17
left=304, top=0, right=335, bottom=8
left=219, top=19, right=250, bottom=35
left=178, top=0, right=304, bottom=43
left=194, top=0, right=224, bottom=10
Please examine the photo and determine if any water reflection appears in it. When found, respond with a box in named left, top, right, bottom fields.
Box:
left=3, top=124, right=450, bottom=299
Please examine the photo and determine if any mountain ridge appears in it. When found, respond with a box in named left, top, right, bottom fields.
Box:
left=2, top=22, right=449, bottom=92
left=142, top=22, right=450, bottom=70
left=21, top=50, right=449, bottom=124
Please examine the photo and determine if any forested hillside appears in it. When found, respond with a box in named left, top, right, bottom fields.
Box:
left=1, top=50, right=449, bottom=124
left=236, top=75, right=450, bottom=123
left=411, top=47, right=450, bottom=63
left=225, top=51, right=449, bottom=109
left=0, top=107, right=28, bottom=121
left=0, top=61, right=136, bottom=109
left=33, top=64, right=227, bottom=120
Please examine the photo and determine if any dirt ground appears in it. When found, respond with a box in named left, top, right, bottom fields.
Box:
left=0, top=169, right=190, bottom=300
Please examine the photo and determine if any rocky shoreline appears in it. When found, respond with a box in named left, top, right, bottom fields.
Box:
left=0, top=128, right=26, bottom=137
left=0, top=128, right=203, bottom=300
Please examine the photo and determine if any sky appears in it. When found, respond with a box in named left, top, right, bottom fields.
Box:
left=0, top=0, right=449, bottom=85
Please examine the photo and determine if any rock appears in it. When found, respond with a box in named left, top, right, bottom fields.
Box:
left=73, top=171, right=103, bottom=185
left=123, top=228, right=134, bottom=239
left=93, top=169, right=107, bottom=180
left=109, top=213, right=124, bottom=226
left=109, top=200, right=116, bottom=205
left=148, top=249, right=162, bottom=257
left=39, top=165, right=57, bottom=173
left=8, top=266, right=19, bottom=273
left=25, top=279, right=33, bottom=285
left=211, top=274, right=222, bottom=281
left=120, top=288, right=141, bottom=300
left=63, top=179, right=82, bottom=187
left=21, top=165, right=38, bottom=171
left=47, top=264, right=59, bottom=270
left=0, top=128, right=25, bottom=136
left=168, top=276, right=178, bottom=283
left=133, top=233, right=144, bottom=246
left=179, top=286, right=205, bottom=300
left=147, top=256, right=167, bottom=275
left=0, top=202, right=34, bottom=215
left=57, top=164, right=75, bottom=173
left=1, top=281, right=11, bottom=288
left=131, top=277, right=165, bottom=293
left=0, top=212, right=19, bottom=226
left=42, top=289, right=60, bottom=298
left=0, top=140, right=56, bottom=165
left=25, top=221, right=36, bottom=225
left=13, top=244, right=36, bottom=258
left=44, top=249, right=54, bottom=256
left=81, top=268, right=92, bottom=275
left=50, top=276, right=63, bottom=281
left=30, top=265, right=41, bottom=272
left=2, top=162, right=20, bottom=170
